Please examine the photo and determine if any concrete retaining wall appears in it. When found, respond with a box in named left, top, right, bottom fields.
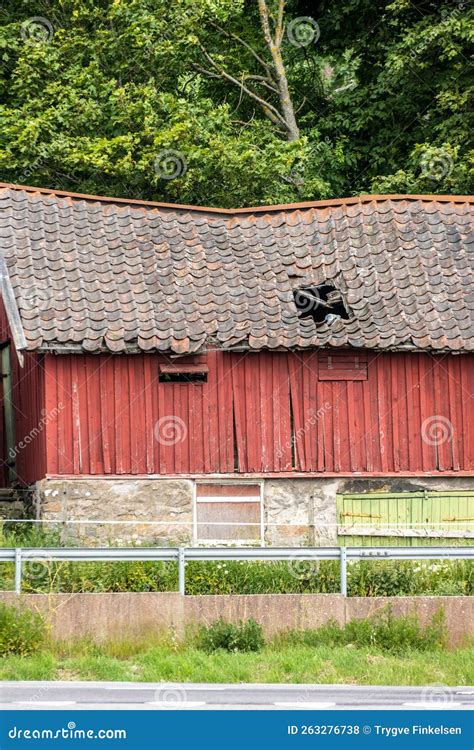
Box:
left=0, top=592, right=472, bottom=647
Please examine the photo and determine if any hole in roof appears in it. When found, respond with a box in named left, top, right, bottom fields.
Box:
left=293, top=284, right=350, bottom=324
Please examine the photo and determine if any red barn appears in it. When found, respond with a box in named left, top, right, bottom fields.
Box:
left=0, top=183, right=473, bottom=545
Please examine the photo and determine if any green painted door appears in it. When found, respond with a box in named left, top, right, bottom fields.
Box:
left=336, top=491, right=474, bottom=546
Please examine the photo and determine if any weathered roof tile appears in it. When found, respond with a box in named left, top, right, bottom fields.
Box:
left=0, top=185, right=472, bottom=354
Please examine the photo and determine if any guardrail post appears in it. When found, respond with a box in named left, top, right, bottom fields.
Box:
left=14, top=547, right=22, bottom=594
left=339, top=546, right=347, bottom=597
left=178, top=547, right=186, bottom=596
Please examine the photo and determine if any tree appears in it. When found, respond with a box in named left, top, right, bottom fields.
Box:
left=0, top=0, right=471, bottom=206
left=195, top=1, right=300, bottom=141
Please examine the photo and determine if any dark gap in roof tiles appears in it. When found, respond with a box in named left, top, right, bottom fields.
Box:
left=294, top=284, right=350, bottom=325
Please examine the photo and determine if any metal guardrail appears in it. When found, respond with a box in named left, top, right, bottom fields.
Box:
left=1, top=545, right=472, bottom=596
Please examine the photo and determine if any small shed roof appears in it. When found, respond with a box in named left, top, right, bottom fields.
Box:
left=0, top=183, right=472, bottom=354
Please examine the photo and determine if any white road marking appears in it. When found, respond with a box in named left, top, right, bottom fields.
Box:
left=456, top=691, right=474, bottom=695
left=105, top=685, right=222, bottom=691
left=14, top=701, right=77, bottom=706
left=146, top=701, right=206, bottom=708
left=104, top=687, right=154, bottom=691
left=403, top=702, right=462, bottom=708
left=274, top=702, right=336, bottom=709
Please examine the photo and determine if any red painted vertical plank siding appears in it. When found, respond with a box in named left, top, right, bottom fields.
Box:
left=13, top=352, right=47, bottom=484
left=13, top=348, right=470, bottom=480
left=0, top=298, right=48, bottom=484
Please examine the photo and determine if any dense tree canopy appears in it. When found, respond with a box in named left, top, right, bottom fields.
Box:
left=0, top=0, right=472, bottom=206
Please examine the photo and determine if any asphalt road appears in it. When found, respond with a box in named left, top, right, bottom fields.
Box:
left=0, top=682, right=473, bottom=710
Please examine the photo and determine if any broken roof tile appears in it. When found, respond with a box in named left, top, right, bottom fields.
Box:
left=0, top=185, right=472, bottom=354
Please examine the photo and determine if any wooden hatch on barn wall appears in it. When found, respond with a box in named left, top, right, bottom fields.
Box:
left=337, top=491, right=474, bottom=546
left=194, top=482, right=263, bottom=544
left=318, top=351, right=368, bottom=380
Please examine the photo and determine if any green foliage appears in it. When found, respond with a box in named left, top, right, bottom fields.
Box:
left=0, top=528, right=472, bottom=594
left=0, top=602, right=46, bottom=657
left=282, top=607, right=447, bottom=653
left=197, top=617, right=265, bottom=653
left=0, top=0, right=471, bottom=204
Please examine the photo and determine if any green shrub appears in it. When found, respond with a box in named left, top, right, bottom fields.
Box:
left=282, top=608, right=447, bottom=653
left=197, top=618, right=265, bottom=653
left=0, top=603, right=46, bottom=657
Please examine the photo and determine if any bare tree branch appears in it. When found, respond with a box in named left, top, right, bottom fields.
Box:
left=195, top=1, right=301, bottom=142
left=209, top=21, right=276, bottom=82
left=258, top=0, right=300, bottom=141
left=196, top=43, right=289, bottom=129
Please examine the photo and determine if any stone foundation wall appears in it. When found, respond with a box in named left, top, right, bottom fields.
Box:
left=20, top=475, right=474, bottom=545
left=34, top=478, right=194, bottom=545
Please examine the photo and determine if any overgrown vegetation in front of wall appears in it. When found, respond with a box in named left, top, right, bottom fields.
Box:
left=0, top=603, right=473, bottom=686
left=0, top=526, right=472, bottom=596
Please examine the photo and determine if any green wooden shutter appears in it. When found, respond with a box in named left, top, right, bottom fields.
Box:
left=336, top=491, right=474, bottom=546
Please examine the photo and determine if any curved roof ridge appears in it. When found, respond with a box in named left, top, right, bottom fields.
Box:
left=0, top=181, right=472, bottom=215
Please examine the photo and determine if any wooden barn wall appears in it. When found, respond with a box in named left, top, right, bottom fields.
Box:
left=0, top=299, right=46, bottom=486
left=44, top=350, right=474, bottom=477
left=12, top=352, right=47, bottom=485
left=0, top=298, right=8, bottom=486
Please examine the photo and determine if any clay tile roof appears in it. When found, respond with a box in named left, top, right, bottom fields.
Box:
left=0, top=182, right=473, bottom=354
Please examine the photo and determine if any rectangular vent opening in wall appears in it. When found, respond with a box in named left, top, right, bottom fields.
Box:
left=195, top=483, right=262, bottom=544
left=318, top=351, right=368, bottom=380
left=159, top=363, right=209, bottom=384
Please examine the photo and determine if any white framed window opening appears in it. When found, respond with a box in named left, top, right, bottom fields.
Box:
left=193, top=481, right=264, bottom=546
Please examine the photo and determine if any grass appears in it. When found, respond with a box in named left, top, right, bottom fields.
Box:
left=0, top=525, right=472, bottom=596
left=0, top=606, right=472, bottom=686
left=0, top=640, right=472, bottom=686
